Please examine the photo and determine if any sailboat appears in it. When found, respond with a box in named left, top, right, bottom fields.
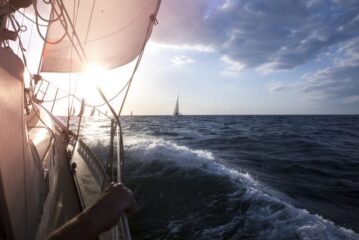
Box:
left=173, top=96, right=182, bottom=116
left=0, top=0, right=161, bottom=239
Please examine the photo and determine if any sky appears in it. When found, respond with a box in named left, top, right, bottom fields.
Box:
left=18, top=0, right=359, bottom=115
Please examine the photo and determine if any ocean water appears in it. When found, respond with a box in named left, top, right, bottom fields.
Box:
left=74, top=115, right=359, bottom=240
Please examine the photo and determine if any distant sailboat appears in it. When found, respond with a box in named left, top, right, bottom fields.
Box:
left=173, top=96, right=182, bottom=116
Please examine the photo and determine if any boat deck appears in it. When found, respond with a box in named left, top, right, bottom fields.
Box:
left=27, top=106, right=82, bottom=239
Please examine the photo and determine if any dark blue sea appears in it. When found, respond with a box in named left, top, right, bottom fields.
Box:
left=75, top=115, right=359, bottom=240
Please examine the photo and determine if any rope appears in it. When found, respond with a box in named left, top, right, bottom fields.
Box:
left=97, top=7, right=161, bottom=188
left=38, top=77, right=130, bottom=108
left=32, top=0, right=161, bottom=171
left=25, top=23, right=33, bottom=60
left=35, top=84, right=111, bottom=118
left=34, top=2, right=68, bottom=45
left=31, top=2, right=161, bottom=239
left=33, top=0, right=65, bottom=23
left=56, top=0, right=88, bottom=65
left=117, top=13, right=159, bottom=117
left=35, top=0, right=159, bottom=110
left=9, top=14, right=28, bottom=67
left=16, top=8, right=25, bottom=54
left=14, top=7, right=48, bottom=27
left=67, top=0, right=77, bottom=128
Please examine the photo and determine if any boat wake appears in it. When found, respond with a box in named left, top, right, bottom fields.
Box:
left=117, top=137, right=359, bottom=240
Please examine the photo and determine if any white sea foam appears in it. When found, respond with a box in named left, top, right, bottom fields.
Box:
left=125, top=136, right=258, bottom=185
left=124, top=136, right=359, bottom=239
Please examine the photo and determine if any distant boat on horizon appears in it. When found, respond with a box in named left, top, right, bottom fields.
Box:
left=173, top=96, right=182, bottom=116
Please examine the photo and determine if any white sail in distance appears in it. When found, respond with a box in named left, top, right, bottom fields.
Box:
left=173, top=96, right=180, bottom=116
left=40, top=0, right=161, bottom=73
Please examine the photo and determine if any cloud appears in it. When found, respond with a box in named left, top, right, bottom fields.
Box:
left=269, top=37, right=359, bottom=102
left=149, top=42, right=214, bottom=53
left=333, top=37, right=359, bottom=67
left=302, top=65, right=359, bottom=98
left=171, top=55, right=195, bottom=66
left=154, top=0, right=359, bottom=73
left=270, top=84, right=286, bottom=93
left=301, top=37, right=359, bottom=101
left=343, top=95, right=359, bottom=103
left=221, top=56, right=245, bottom=77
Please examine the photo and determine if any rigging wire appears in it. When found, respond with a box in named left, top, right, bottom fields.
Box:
left=33, top=0, right=65, bottom=23
left=9, top=13, right=28, bottom=67
left=25, top=23, right=33, bottom=60
left=38, top=76, right=130, bottom=109
left=55, top=0, right=88, bottom=64
left=16, top=8, right=25, bottom=54
left=28, top=1, right=161, bottom=238
left=34, top=80, right=110, bottom=118
left=34, top=0, right=158, bottom=110
left=33, top=0, right=161, bottom=171
left=97, top=9, right=161, bottom=190
left=14, top=7, right=48, bottom=27
left=117, top=13, right=158, bottom=117
left=67, top=0, right=78, bottom=128
left=83, top=0, right=96, bottom=47
left=34, top=2, right=68, bottom=45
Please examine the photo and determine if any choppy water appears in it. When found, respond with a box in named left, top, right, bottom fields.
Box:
left=71, top=115, right=359, bottom=240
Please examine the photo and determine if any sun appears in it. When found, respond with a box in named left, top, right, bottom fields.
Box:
left=76, top=63, right=107, bottom=104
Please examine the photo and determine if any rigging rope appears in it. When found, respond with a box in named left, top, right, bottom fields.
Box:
left=34, top=80, right=110, bottom=118
left=67, top=0, right=80, bottom=129
left=28, top=1, right=161, bottom=239
left=33, top=0, right=65, bottom=23
left=33, top=1, right=68, bottom=45
left=96, top=10, right=160, bottom=188
left=56, top=0, right=88, bottom=65
left=25, top=23, right=33, bottom=60
left=13, top=7, right=48, bottom=27
left=38, top=75, right=130, bottom=108
left=118, top=13, right=158, bottom=117
left=16, top=8, right=25, bottom=54
left=9, top=13, right=28, bottom=67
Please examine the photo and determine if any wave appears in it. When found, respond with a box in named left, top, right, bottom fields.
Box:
left=119, top=137, right=359, bottom=240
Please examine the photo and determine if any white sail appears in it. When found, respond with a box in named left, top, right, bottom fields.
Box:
left=40, top=0, right=161, bottom=73
left=173, top=96, right=180, bottom=116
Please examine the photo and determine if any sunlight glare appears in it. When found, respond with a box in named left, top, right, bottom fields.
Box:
left=76, top=63, right=107, bottom=104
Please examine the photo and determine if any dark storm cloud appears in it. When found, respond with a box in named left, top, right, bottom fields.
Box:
left=154, top=0, right=359, bottom=71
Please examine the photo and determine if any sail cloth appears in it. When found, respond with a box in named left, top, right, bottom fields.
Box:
left=173, top=96, right=180, bottom=116
left=40, top=0, right=161, bottom=73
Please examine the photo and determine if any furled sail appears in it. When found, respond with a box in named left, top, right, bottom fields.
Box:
left=40, top=0, right=161, bottom=73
